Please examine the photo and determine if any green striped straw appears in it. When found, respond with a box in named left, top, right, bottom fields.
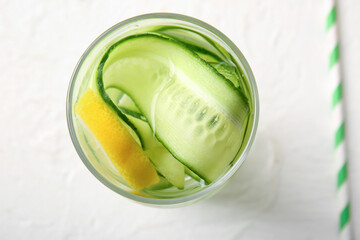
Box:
left=326, top=1, right=352, bottom=239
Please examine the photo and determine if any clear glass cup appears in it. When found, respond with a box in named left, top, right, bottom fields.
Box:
left=66, top=13, right=259, bottom=207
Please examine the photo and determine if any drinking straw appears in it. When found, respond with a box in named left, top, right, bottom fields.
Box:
left=326, top=1, right=352, bottom=239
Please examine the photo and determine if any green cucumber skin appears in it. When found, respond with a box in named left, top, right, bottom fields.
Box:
left=101, top=34, right=247, bottom=112
left=146, top=147, right=185, bottom=189
left=96, top=61, right=144, bottom=147
left=98, top=33, right=248, bottom=183
left=104, top=85, right=146, bottom=120
left=145, top=176, right=172, bottom=190
left=149, top=31, right=249, bottom=109
left=185, top=167, right=201, bottom=182
left=157, top=32, right=223, bottom=63
left=117, top=94, right=145, bottom=120
left=154, top=25, right=229, bottom=61
left=157, top=26, right=250, bottom=102
left=104, top=87, right=125, bottom=104
left=118, top=107, right=146, bottom=121
left=128, top=116, right=185, bottom=189
left=100, top=33, right=247, bottom=118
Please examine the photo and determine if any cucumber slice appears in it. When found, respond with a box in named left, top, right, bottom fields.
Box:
left=155, top=32, right=222, bottom=63
left=98, top=34, right=249, bottom=183
left=105, top=87, right=124, bottom=104
left=154, top=26, right=227, bottom=62
left=195, top=51, right=222, bottom=63
left=127, top=115, right=185, bottom=189
left=117, top=94, right=145, bottom=120
left=104, top=87, right=145, bottom=120
left=209, top=62, right=242, bottom=88
left=185, top=167, right=201, bottom=182
left=146, top=147, right=185, bottom=189
left=118, top=94, right=140, bottom=113
left=126, top=115, right=159, bottom=150
left=154, top=27, right=223, bottom=63
left=145, top=176, right=172, bottom=190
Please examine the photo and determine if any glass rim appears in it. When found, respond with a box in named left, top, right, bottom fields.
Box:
left=66, top=12, right=259, bottom=206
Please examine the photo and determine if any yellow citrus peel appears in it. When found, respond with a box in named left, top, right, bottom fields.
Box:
left=75, top=89, right=159, bottom=190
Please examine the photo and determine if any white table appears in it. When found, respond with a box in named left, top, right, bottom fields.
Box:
left=1, top=0, right=359, bottom=239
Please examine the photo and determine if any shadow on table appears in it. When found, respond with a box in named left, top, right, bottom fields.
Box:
left=204, top=131, right=281, bottom=219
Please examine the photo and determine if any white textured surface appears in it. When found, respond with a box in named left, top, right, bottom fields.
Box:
left=0, top=0, right=359, bottom=239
